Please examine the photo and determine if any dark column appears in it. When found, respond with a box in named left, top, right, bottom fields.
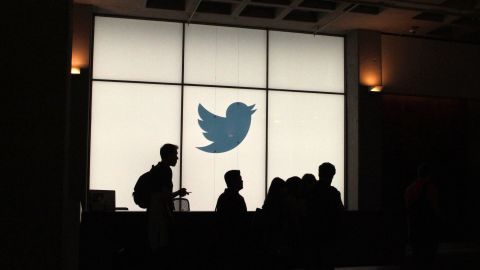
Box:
left=346, top=30, right=383, bottom=211
left=4, top=1, right=77, bottom=269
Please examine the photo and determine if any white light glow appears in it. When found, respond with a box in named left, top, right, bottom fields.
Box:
left=269, top=31, right=344, bottom=93
left=182, top=86, right=266, bottom=211
left=89, top=81, right=182, bottom=211
left=93, top=17, right=183, bottom=83
left=268, top=91, right=345, bottom=202
left=71, top=67, right=81, bottom=74
left=90, top=18, right=346, bottom=211
left=185, top=24, right=266, bottom=88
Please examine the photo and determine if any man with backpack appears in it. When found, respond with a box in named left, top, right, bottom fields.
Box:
left=146, top=143, right=189, bottom=269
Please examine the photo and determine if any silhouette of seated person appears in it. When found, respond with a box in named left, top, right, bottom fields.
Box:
left=405, top=163, right=440, bottom=270
left=307, top=162, right=344, bottom=270
left=215, top=170, right=248, bottom=269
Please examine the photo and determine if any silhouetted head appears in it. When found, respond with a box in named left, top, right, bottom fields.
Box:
left=318, top=162, right=336, bottom=185
left=417, top=163, right=431, bottom=180
left=225, top=170, right=243, bottom=192
left=264, top=177, right=285, bottom=210
left=301, top=173, right=317, bottom=196
left=286, top=176, right=302, bottom=197
left=160, top=143, right=179, bottom=167
left=268, top=177, right=286, bottom=198
left=226, top=102, right=256, bottom=118
left=302, top=173, right=316, bottom=185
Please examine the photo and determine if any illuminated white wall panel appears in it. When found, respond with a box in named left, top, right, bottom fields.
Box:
left=268, top=91, right=344, bottom=202
left=90, top=17, right=346, bottom=211
left=269, top=31, right=344, bottom=93
left=93, top=17, right=182, bottom=83
left=90, top=81, right=181, bottom=211
left=185, top=24, right=266, bottom=88
left=182, top=86, right=266, bottom=211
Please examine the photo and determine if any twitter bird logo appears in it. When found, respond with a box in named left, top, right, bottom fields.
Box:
left=197, top=102, right=256, bottom=153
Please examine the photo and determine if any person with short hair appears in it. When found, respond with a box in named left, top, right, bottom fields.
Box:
left=147, top=143, right=190, bottom=269
left=215, top=170, right=247, bottom=270
left=307, top=162, right=344, bottom=270
left=216, top=169, right=247, bottom=213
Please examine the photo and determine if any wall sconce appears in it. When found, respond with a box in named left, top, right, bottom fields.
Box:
left=71, top=67, right=81, bottom=75
left=369, top=85, right=383, bottom=92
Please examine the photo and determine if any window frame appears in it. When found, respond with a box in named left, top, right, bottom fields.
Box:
left=87, top=14, right=348, bottom=211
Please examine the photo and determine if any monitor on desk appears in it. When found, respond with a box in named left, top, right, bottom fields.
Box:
left=88, top=190, right=115, bottom=212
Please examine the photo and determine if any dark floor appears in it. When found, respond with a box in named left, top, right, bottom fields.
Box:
left=81, top=212, right=480, bottom=270
left=336, top=242, right=480, bottom=270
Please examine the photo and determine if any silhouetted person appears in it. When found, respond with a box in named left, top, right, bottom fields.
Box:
left=301, top=173, right=317, bottom=197
left=263, top=177, right=287, bottom=212
left=215, top=170, right=247, bottom=270
left=284, top=176, right=304, bottom=269
left=147, top=144, right=189, bottom=269
left=299, top=173, right=317, bottom=267
left=405, top=163, right=440, bottom=270
left=261, top=177, right=289, bottom=270
left=308, top=162, right=344, bottom=270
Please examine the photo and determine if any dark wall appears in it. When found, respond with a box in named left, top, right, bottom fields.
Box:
left=381, top=95, right=480, bottom=241
left=376, top=35, right=480, bottom=242
left=4, top=1, right=78, bottom=269
left=382, top=35, right=480, bottom=99
left=72, top=4, right=92, bottom=69
left=465, top=100, right=480, bottom=241
left=350, top=34, right=480, bottom=226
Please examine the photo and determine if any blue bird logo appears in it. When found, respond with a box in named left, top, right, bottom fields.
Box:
left=197, top=102, right=256, bottom=153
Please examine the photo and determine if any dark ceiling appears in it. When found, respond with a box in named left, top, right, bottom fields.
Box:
left=76, top=0, right=480, bottom=44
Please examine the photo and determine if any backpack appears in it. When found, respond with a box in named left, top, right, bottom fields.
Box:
left=132, top=165, right=155, bottom=209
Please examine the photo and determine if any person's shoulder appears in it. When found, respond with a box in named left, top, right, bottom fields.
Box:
left=328, top=185, right=340, bottom=194
left=217, top=190, right=228, bottom=201
left=156, top=161, right=170, bottom=169
left=225, top=191, right=244, bottom=202
left=406, top=180, right=421, bottom=193
left=426, top=181, right=439, bottom=195
left=313, top=181, right=325, bottom=191
left=153, top=162, right=171, bottom=173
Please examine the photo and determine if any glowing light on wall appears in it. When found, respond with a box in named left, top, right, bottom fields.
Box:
left=369, top=85, right=383, bottom=92
left=361, top=70, right=382, bottom=87
left=358, top=31, right=382, bottom=90
left=71, top=67, right=81, bottom=74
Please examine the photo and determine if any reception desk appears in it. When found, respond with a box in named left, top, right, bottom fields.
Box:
left=80, top=211, right=406, bottom=270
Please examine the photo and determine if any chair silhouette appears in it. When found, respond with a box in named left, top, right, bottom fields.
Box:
left=173, top=198, right=190, bottom=212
